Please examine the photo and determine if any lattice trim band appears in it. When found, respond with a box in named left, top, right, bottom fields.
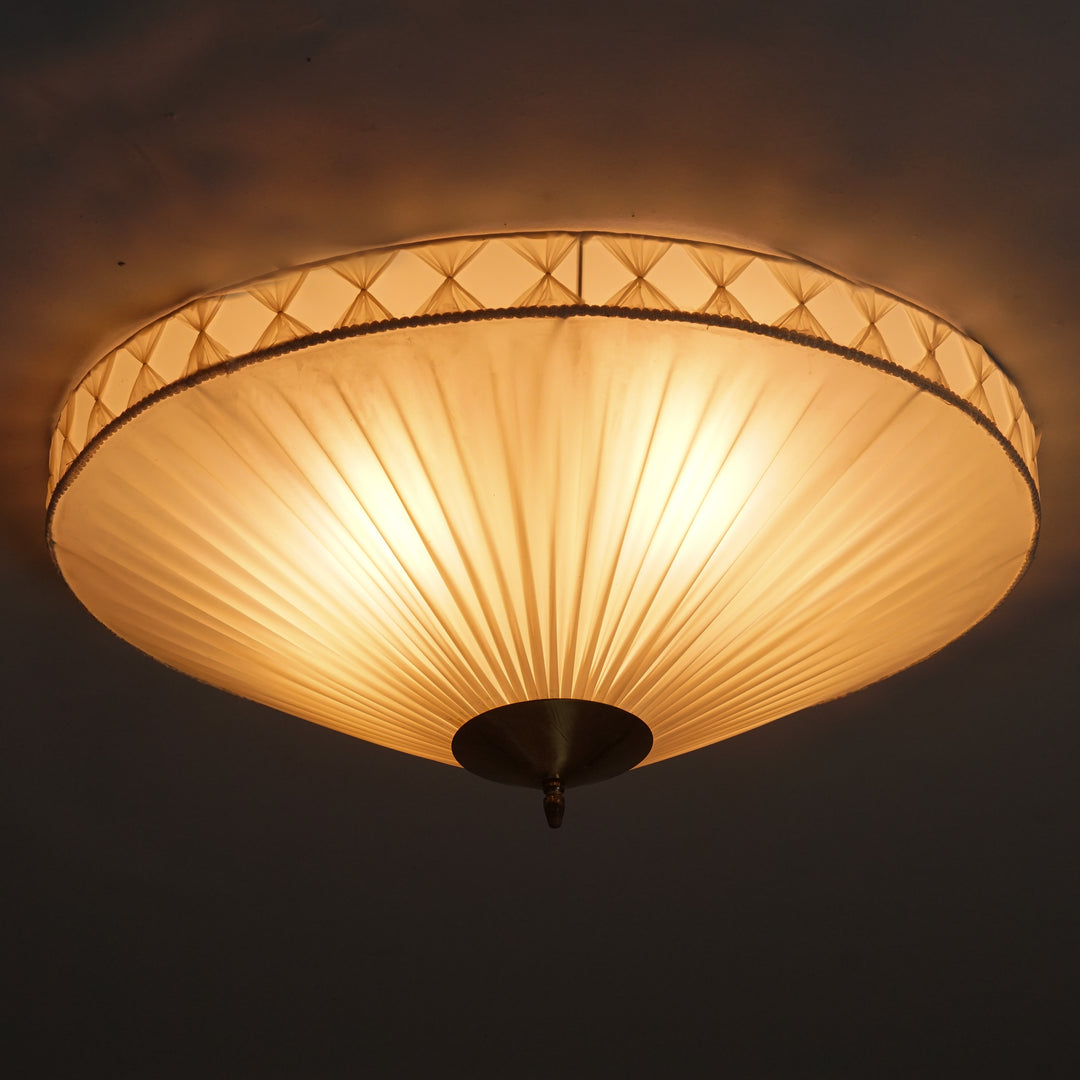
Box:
left=50, top=231, right=1039, bottom=500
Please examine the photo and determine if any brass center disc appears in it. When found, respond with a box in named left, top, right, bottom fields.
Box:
left=451, top=698, right=653, bottom=789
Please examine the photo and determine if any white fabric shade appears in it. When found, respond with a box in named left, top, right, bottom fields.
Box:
left=48, top=237, right=1039, bottom=767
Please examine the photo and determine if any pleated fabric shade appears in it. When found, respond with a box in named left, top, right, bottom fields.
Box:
left=48, top=232, right=1039, bottom=781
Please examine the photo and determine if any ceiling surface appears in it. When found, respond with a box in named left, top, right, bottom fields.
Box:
left=3, top=2, right=1078, bottom=1076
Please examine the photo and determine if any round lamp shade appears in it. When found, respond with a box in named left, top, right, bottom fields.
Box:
left=48, top=232, right=1039, bottom=775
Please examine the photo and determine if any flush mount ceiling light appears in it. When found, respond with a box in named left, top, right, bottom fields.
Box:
left=47, top=231, right=1039, bottom=827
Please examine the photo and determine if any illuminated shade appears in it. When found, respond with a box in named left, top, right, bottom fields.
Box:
left=47, top=232, right=1040, bottom=826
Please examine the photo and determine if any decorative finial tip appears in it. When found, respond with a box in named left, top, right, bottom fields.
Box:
left=542, top=776, right=565, bottom=829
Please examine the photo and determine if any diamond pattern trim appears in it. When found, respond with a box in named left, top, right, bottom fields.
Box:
left=49, top=231, right=1039, bottom=500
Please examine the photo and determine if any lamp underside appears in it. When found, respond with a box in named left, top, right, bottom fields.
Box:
left=47, top=231, right=1040, bottom=795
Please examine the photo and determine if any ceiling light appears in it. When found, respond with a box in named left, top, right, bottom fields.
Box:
left=47, top=231, right=1040, bottom=827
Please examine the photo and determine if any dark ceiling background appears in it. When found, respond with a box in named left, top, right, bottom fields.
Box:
left=3, top=2, right=1078, bottom=1076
